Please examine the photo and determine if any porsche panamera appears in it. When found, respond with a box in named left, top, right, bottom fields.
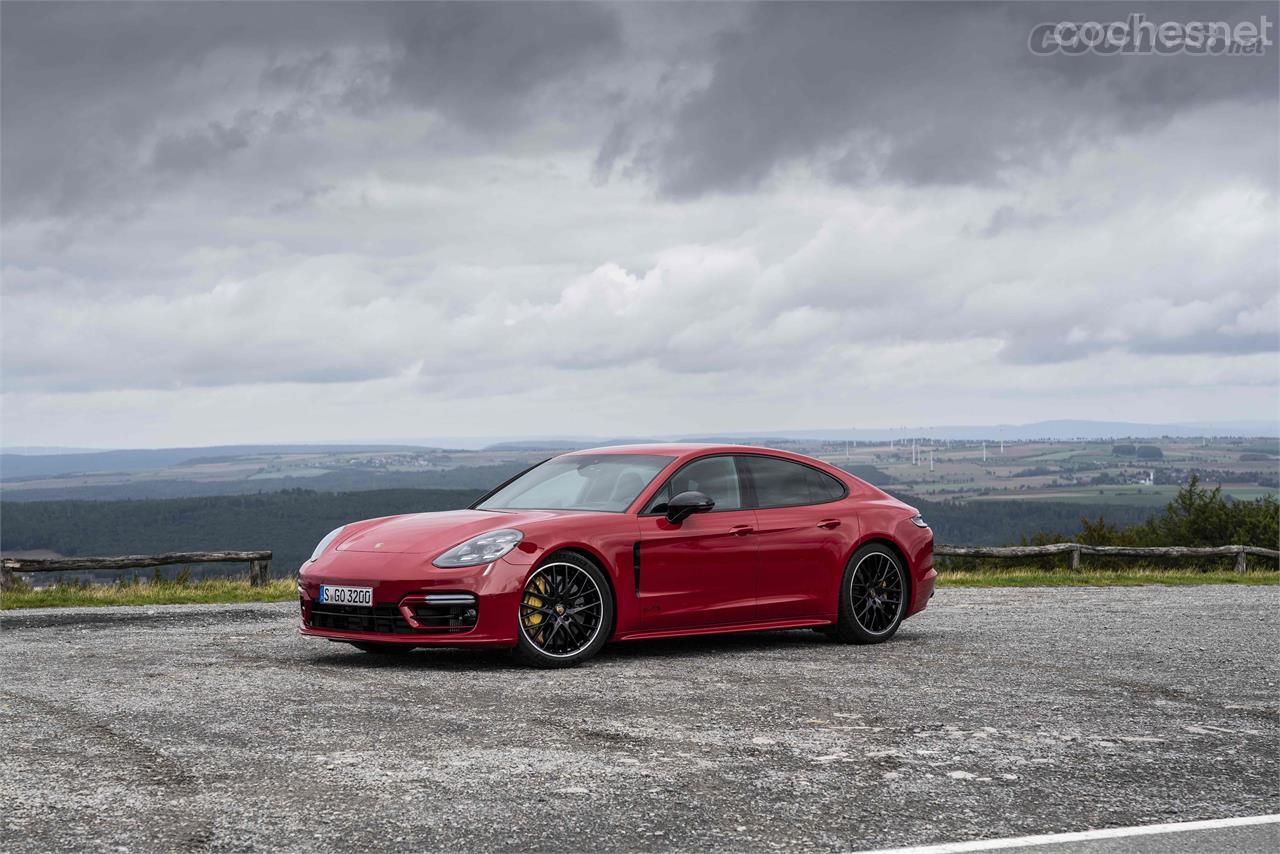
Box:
left=298, top=444, right=935, bottom=667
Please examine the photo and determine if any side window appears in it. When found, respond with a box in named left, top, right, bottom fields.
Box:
left=815, top=469, right=847, bottom=502
left=645, top=456, right=743, bottom=512
left=742, top=456, right=846, bottom=508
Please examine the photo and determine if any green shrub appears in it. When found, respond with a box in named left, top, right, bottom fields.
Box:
left=1056, top=476, right=1276, bottom=550
left=987, top=476, right=1280, bottom=574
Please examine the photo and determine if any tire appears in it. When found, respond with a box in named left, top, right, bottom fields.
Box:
left=349, top=641, right=415, bottom=655
left=513, top=551, right=614, bottom=668
left=833, top=543, right=909, bottom=644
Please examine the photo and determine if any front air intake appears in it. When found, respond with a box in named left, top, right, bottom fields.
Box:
left=307, top=603, right=415, bottom=634
left=398, top=593, right=479, bottom=632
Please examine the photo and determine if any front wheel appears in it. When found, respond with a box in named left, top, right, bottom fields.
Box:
left=832, top=543, right=908, bottom=644
left=514, top=552, right=613, bottom=668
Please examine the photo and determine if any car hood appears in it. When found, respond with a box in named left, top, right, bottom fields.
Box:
left=334, top=509, right=574, bottom=556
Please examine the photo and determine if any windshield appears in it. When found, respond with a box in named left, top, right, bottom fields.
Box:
left=476, top=454, right=673, bottom=512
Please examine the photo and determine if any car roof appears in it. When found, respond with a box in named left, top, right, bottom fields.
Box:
left=561, top=443, right=801, bottom=459
left=555, top=442, right=889, bottom=501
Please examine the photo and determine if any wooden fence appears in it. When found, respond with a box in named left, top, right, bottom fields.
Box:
left=1, top=551, right=273, bottom=587
left=933, top=543, right=1280, bottom=572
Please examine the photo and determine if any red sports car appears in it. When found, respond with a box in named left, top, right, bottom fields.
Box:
left=298, top=444, right=935, bottom=667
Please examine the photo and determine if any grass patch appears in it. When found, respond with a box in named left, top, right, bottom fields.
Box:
left=0, top=579, right=297, bottom=610
left=938, top=568, right=1280, bottom=588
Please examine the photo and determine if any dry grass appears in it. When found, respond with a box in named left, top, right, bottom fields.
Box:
left=937, top=568, right=1278, bottom=588
left=1, top=579, right=297, bottom=610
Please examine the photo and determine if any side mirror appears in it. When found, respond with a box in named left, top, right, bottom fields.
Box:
left=665, top=490, right=715, bottom=524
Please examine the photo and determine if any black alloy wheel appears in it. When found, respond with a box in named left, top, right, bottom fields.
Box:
left=832, top=543, right=908, bottom=644
left=515, top=552, right=613, bottom=667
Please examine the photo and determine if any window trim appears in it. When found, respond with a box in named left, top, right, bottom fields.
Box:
left=474, top=454, right=676, bottom=514
left=637, top=451, right=850, bottom=515
left=735, top=452, right=850, bottom=511
left=638, top=453, right=750, bottom=516
left=469, top=458, right=550, bottom=509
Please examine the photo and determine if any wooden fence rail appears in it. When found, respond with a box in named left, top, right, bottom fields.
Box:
left=1, top=551, right=273, bottom=587
left=933, top=543, right=1280, bottom=573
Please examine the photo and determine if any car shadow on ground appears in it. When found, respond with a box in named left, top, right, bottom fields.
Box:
left=603, top=628, right=830, bottom=660
left=304, top=626, right=923, bottom=671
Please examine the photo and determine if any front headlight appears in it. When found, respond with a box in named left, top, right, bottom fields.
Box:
left=308, top=526, right=346, bottom=562
left=909, top=514, right=929, bottom=529
left=433, top=529, right=523, bottom=568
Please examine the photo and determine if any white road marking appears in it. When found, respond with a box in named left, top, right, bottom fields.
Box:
left=849, top=814, right=1280, bottom=854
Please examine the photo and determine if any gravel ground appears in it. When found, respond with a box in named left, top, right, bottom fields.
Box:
left=2, top=586, right=1277, bottom=853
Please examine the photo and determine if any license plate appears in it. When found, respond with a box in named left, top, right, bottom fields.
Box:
left=319, top=585, right=373, bottom=607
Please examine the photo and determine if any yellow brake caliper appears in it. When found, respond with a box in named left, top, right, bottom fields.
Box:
left=522, top=575, right=550, bottom=643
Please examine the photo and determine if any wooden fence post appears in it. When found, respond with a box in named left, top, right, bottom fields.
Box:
left=1069, top=545, right=1081, bottom=571
left=248, top=559, right=269, bottom=587
left=1235, top=547, right=1247, bottom=574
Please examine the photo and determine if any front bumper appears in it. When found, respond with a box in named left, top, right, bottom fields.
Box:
left=298, top=550, right=524, bottom=647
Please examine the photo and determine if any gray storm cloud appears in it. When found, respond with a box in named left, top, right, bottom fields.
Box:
left=636, top=1, right=1278, bottom=196
left=0, top=1, right=1276, bottom=445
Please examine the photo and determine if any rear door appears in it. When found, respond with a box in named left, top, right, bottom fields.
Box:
left=636, top=455, right=759, bottom=630
left=741, top=455, right=856, bottom=621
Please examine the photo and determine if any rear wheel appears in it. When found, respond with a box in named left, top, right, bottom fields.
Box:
left=833, top=543, right=908, bottom=644
left=514, top=552, right=613, bottom=668
left=349, top=641, right=415, bottom=655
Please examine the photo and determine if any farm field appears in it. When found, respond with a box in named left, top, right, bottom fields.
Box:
left=2, top=437, right=1275, bottom=506
left=809, top=437, right=1278, bottom=508
left=0, top=447, right=545, bottom=501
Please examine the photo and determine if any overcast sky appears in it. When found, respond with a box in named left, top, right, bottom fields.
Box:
left=2, top=1, right=1277, bottom=448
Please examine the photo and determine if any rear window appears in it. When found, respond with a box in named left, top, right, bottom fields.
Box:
left=741, top=455, right=846, bottom=508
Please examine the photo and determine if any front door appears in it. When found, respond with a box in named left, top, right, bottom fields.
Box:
left=636, top=455, right=758, bottom=630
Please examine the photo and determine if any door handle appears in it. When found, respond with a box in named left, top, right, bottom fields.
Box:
left=730, top=524, right=754, bottom=536
left=817, top=519, right=841, bottom=529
